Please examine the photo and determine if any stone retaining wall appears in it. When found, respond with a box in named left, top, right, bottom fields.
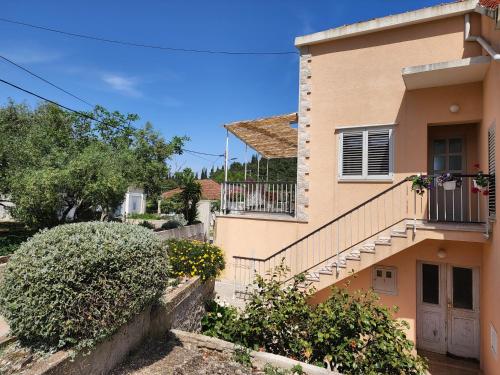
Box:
left=154, top=222, right=205, bottom=241
left=170, top=330, right=340, bottom=375
left=24, top=277, right=214, bottom=375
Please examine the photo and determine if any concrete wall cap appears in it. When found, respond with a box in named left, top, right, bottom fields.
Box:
left=295, top=0, right=477, bottom=47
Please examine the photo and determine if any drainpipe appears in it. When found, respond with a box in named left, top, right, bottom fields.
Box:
left=465, top=13, right=497, bottom=238
left=465, top=13, right=500, bottom=60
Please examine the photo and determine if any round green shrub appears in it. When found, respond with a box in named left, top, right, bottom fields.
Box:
left=0, top=222, right=169, bottom=351
left=161, top=220, right=182, bottom=230
left=138, top=220, right=155, bottom=229
left=166, top=239, right=225, bottom=281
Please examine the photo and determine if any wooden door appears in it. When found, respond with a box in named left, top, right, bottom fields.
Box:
left=417, top=262, right=447, bottom=354
left=446, top=266, right=480, bottom=360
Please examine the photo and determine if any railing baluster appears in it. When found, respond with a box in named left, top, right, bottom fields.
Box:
left=452, top=189, right=455, bottom=221
left=444, top=188, right=447, bottom=222
left=460, top=182, right=463, bottom=222
left=477, top=190, right=480, bottom=222
left=436, top=180, right=439, bottom=221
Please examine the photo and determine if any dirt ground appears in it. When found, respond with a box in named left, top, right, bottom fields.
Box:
left=110, top=334, right=257, bottom=375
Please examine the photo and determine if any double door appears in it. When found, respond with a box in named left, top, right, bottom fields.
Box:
left=417, top=262, right=480, bottom=360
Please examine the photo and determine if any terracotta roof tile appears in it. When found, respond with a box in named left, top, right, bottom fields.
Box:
left=162, top=179, right=221, bottom=201
left=479, top=0, right=500, bottom=9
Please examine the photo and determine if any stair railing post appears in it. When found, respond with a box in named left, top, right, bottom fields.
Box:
left=414, top=190, right=417, bottom=235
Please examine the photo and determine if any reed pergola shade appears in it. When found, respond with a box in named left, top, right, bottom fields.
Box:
left=224, top=113, right=298, bottom=159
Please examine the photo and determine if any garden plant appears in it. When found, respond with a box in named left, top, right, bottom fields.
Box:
left=0, top=222, right=169, bottom=352
left=166, top=239, right=225, bottom=281
left=202, top=263, right=428, bottom=375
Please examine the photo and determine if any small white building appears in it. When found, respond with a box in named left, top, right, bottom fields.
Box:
left=119, top=187, right=147, bottom=217
left=0, top=195, right=14, bottom=221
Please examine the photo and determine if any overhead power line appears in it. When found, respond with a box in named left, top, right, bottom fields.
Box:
left=0, top=54, right=94, bottom=107
left=0, top=17, right=299, bottom=56
left=0, top=77, right=101, bottom=122
left=183, top=149, right=224, bottom=157
left=0, top=77, right=224, bottom=158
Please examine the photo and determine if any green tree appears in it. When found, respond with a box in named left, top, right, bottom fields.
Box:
left=0, top=101, right=186, bottom=227
left=176, top=168, right=202, bottom=224
left=209, top=155, right=297, bottom=183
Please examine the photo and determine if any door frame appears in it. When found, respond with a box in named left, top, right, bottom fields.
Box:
left=416, top=261, right=447, bottom=354
left=416, top=261, right=480, bottom=359
left=446, top=263, right=480, bottom=360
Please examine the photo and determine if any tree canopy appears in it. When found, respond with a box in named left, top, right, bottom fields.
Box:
left=209, top=154, right=297, bottom=183
left=0, top=101, right=186, bottom=228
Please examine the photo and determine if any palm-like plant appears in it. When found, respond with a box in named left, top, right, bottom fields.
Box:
left=177, top=169, right=202, bottom=225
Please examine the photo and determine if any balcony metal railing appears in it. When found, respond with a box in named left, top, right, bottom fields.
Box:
left=427, top=174, right=490, bottom=223
left=231, top=174, right=492, bottom=292
left=221, top=181, right=296, bottom=216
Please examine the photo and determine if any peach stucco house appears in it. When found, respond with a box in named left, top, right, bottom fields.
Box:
left=215, top=0, right=500, bottom=373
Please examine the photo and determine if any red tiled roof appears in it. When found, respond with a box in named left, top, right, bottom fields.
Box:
left=162, top=179, right=221, bottom=201
left=479, top=0, right=500, bottom=9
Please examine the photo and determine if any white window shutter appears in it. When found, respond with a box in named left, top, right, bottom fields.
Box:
left=367, top=129, right=391, bottom=176
left=489, top=125, right=496, bottom=217
left=341, top=131, right=363, bottom=176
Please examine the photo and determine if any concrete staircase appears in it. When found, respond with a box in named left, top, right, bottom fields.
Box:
left=299, top=220, right=487, bottom=292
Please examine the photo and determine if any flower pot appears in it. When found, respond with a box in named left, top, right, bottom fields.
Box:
left=443, top=180, right=457, bottom=191
left=473, top=180, right=487, bottom=190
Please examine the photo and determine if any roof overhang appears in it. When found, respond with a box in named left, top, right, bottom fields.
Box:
left=295, top=0, right=477, bottom=47
left=224, top=113, right=298, bottom=159
left=402, top=55, right=491, bottom=90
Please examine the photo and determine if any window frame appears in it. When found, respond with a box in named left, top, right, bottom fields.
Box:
left=338, top=125, right=395, bottom=182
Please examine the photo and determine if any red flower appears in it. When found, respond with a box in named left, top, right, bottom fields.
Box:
left=483, top=189, right=490, bottom=196
left=471, top=187, right=480, bottom=194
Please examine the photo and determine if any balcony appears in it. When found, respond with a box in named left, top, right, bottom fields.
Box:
left=219, top=113, right=299, bottom=219
left=426, top=174, right=493, bottom=224
left=222, top=181, right=296, bottom=216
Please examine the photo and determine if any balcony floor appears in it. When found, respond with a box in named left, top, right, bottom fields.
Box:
left=218, top=211, right=301, bottom=222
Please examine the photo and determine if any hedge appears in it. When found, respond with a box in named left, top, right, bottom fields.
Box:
left=0, top=222, right=169, bottom=352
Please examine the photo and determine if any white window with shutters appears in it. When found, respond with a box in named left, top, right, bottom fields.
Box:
left=338, top=125, right=394, bottom=181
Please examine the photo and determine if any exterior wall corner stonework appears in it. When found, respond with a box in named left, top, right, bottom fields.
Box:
left=297, top=47, right=312, bottom=222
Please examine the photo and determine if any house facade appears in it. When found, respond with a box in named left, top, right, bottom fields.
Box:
left=215, top=1, right=500, bottom=373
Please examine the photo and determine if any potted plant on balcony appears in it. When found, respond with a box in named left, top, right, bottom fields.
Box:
left=409, top=174, right=433, bottom=196
left=472, top=164, right=489, bottom=195
left=437, top=173, right=462, bottom=191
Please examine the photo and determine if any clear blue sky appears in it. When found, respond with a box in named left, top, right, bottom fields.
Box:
left=1, top=0, right=448, bottom=175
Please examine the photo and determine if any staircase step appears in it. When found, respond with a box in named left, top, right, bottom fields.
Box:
left=390, top=228, right=407, bottom=237
left=306, top=272, right=320, bottom=282
left=318, top=268, right=334, bottom=275
left=359, top=247, right=376, bottom=254
left=328, top=261, right=347, bottom=269
left=298, top=281, right=314, bottom=289
left=345, top=254, right=361, bottom=261
left=390, top=232, right=407, bottom=238
left=305, top=276, right=320, bottom=282
left=374, top=239, right=391, bottom=246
